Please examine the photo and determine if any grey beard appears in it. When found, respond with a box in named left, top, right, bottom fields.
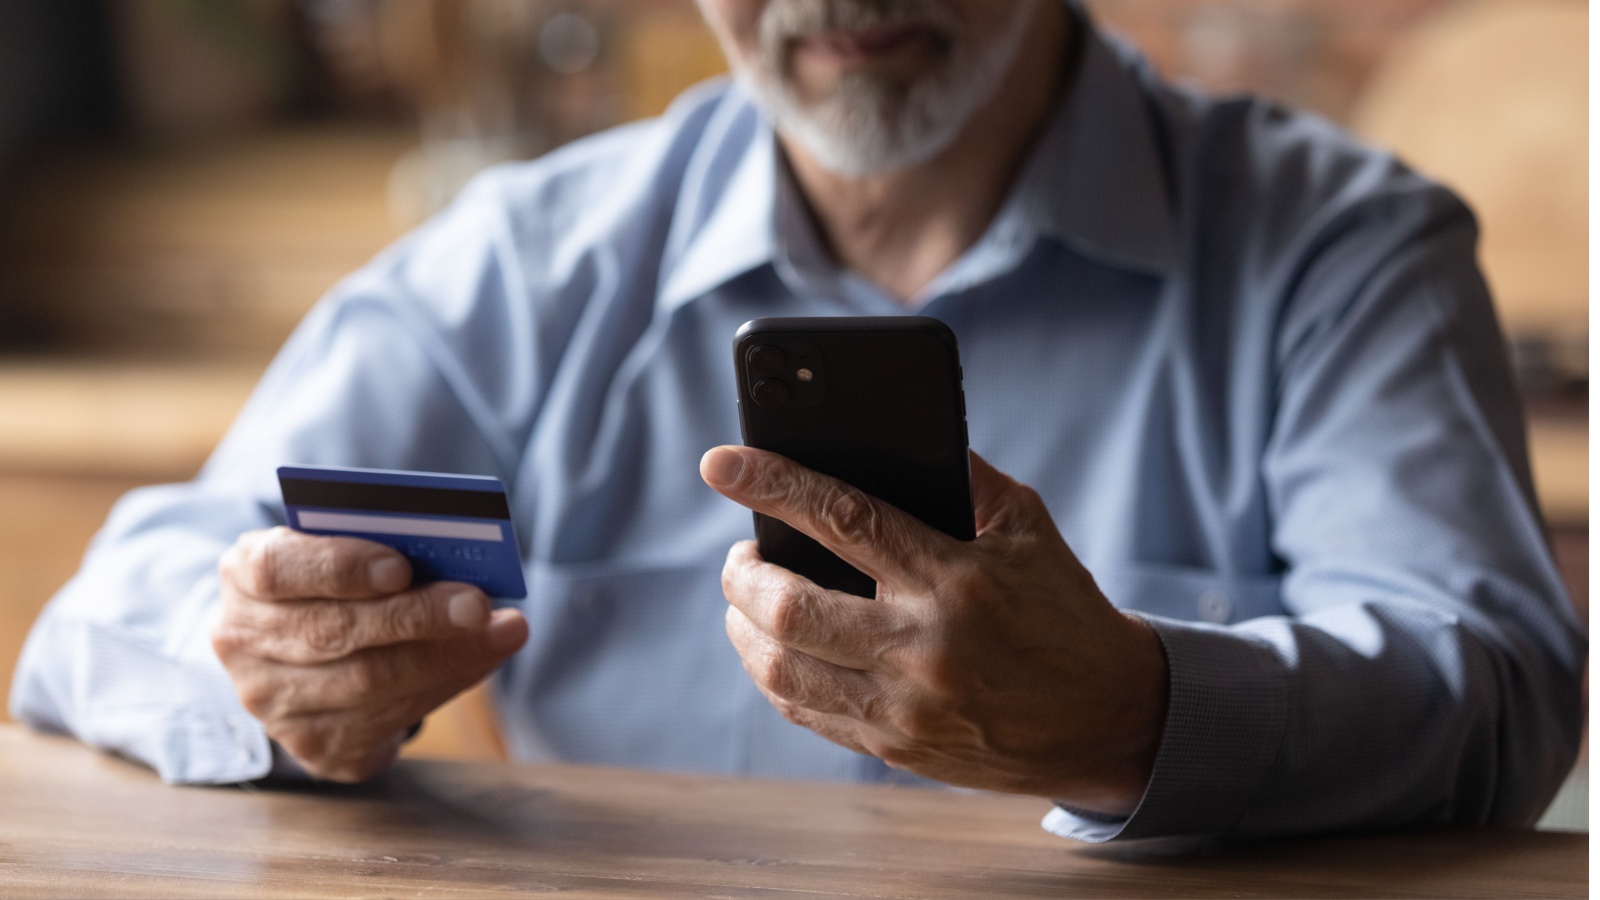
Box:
left=736, top=0, right=1034, bottom=176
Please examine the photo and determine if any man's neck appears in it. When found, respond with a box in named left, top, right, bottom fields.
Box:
left=780, top=2, right=1073, bottom=304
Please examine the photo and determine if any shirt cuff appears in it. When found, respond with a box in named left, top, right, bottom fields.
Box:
left=143, top=709, right=276, bottom=785
left=1041, top=615, right=1289, bottom=842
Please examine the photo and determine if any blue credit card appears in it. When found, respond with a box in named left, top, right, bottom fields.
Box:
left=277, top=465, right=527, bottom=599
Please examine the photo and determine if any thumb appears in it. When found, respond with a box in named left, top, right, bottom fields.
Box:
left=483, top=608, right=529, bottom=657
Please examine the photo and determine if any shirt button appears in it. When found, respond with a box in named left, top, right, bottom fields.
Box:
left=1198, top=589, right=1232, bottom=624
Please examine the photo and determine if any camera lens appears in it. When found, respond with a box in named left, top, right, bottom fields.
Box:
left=751, top=378, right=789, bottom=408
left=748, top=345, right=785, bottom=377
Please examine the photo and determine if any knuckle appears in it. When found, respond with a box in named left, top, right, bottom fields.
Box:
left=210, top=622, right=248, bottom=664
left=746, top=456, right=784, bottom=498
left=238, top=529, right=378, bottom=601
left=822, top=487, right=877, bottom=540
left=214, top=596, right=289, bottom=662
left=298, top=603, right=358, bottom=659
left=759, top=647, right=798, bottom=699
left=302, top=541, right=351, bottom=595
left=377, top=594, right=429, bottom=643
left=766, top=583, right=813, bottom=644
left=722, top=546, right=756, bottom=601
left=220, top=529, right=273, bottom=593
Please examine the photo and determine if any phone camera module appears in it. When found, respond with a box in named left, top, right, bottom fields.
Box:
left=748, top=345, right=786, bottom=377
left=751, top=378, right=789, bottom=408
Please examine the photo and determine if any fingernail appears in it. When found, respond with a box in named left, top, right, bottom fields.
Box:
left=486, top=609, right=528, bottom=653
left=447, top=591, right=489, bottom=629
left=369, top=557, right=409, bottom=592
left=701, top=447, right=744, bottom=488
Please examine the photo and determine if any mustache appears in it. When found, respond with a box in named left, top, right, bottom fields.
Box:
left=758, top=0, right=959, bottom=43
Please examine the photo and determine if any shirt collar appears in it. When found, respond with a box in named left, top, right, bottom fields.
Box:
left=1021, top=10, right=1179, bottom=275
left=656, top=97, right=778, bottom=313
left=656, top=1, right=1177, bottom=314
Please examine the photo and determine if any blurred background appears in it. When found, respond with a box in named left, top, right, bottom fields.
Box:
left=0, top=0, right=1585, bottom=822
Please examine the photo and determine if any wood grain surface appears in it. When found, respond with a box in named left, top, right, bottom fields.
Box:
left=0, top=725, right=1583, bottom=899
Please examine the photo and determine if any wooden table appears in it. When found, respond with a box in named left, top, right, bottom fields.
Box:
left=0, top=725, right=1584, bottom=898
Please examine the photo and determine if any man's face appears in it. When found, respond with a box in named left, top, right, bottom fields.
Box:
left=698, top=0, right=1039, bottom=176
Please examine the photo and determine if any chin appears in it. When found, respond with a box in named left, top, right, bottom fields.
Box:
left=754, top=74, right=969, bottom=176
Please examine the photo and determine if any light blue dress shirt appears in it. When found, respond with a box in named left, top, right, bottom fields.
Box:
left=12, top=8, right=1584, bottom=842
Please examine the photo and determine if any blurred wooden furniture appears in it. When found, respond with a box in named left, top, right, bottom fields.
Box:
left=0, top=130, right=408, bottom=362
left=1528, top=412, right=1588, bottom=529
left=1353, top=0, right=1589, bottom=544
left=0, top=724, right=1585, bottom=899
left=1352, top=0, right=1587, bottom=344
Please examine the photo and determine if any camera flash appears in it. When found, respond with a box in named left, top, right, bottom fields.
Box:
left=795, top=368, right=814, bottom=382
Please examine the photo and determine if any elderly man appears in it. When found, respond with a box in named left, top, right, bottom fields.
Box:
left=12, top=0, right=1583, bottom=841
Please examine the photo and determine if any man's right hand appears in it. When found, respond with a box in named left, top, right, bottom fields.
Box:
left=212, top=526, right=528, bottom=782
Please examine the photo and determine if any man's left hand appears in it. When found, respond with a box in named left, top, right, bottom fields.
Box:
left=701, top=446, right=1169, bottom=817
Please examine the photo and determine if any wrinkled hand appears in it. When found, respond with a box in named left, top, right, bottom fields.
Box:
left=212, top=527, right=528, bottom=782
left=701, top=447, right=1169, bottom=817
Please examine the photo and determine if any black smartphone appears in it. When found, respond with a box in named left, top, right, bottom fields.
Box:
left=733, top=316, right=975, bottom=598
